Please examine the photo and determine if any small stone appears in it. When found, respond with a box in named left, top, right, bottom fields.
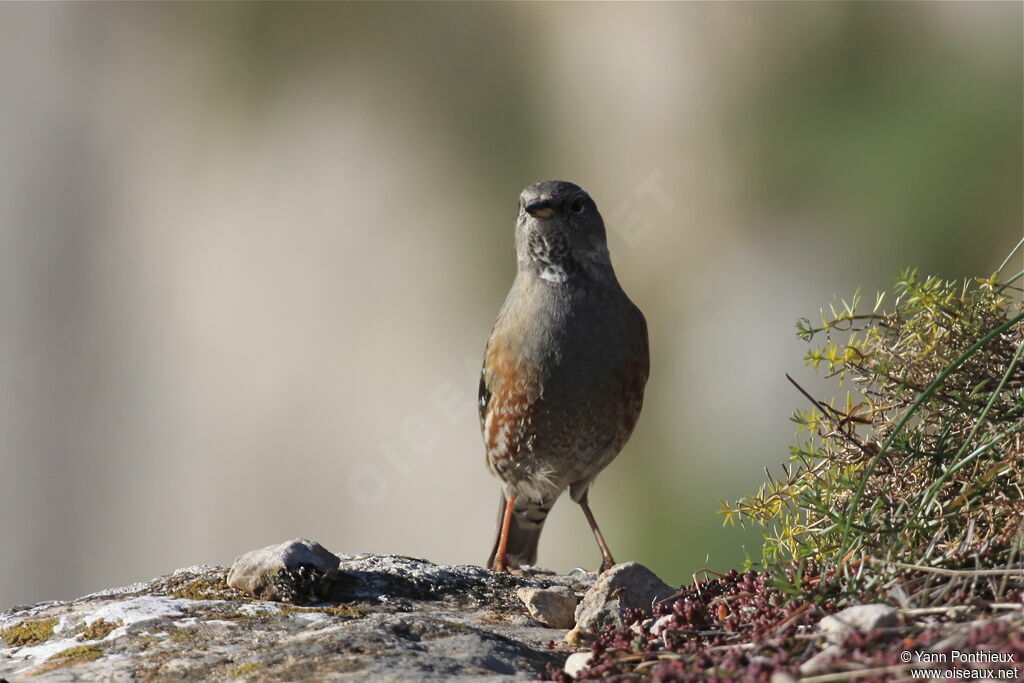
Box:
left=516, top=586, right=577, bottom=629
left=649, top=614, right=674, bottom=637
left=818, top=604, right=898, bottom=645
left=567, top=562, right=674, bottom=643
left=563, top=651, right=593, bottom=678
left=227, top=538, right=340, bottom=604
left=800, top=644, right=841, bottom=675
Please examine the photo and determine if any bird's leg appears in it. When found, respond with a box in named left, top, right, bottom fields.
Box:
left=579, top=493, right=616, bottom=573
left=491, top=494, right=517, bottom=573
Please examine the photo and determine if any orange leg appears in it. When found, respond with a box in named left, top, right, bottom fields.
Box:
left=491, top=494, right=517, bottom=573
left=580, top=496, right=616, bottom=573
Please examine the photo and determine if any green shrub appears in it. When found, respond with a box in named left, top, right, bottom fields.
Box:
left=722, top=243, right=1024, bottom=583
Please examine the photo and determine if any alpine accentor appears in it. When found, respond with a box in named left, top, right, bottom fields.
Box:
left=479, top=180, right=649, bottom=573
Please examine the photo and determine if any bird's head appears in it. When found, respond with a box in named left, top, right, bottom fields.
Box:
left=514, top=180, right=611, bottom=283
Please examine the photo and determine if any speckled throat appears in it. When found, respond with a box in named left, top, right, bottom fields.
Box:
left=526, top=230, right=578, bottom=283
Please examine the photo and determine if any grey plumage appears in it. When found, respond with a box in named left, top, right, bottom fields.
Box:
left=480, top=180, right=649, bottom=572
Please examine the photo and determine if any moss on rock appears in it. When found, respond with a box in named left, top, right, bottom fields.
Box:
left=77, top=618, right=120, bottom=641
left=1, top=618, right=58, bottom=647
left=227, top=661, right=263, bottom=678
left=31, top=645, right=103, bottom=675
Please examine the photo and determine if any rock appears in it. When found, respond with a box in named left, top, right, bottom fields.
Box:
left=799, top=644, right=842, bottom=675
left=226, top=538, right=341, bottom=604
left=1, top=551, right=595, bottom=680
left=516, top=586, right=577, bottom=629
left=649, top=614, right=674, bottom=637
left=797, top=605, right=899, bottom=675
left=566, top=562, right=675, bottom=644
left=818, top=604, right=898, bottom=645
left=563, top=651, right=593, bottom=678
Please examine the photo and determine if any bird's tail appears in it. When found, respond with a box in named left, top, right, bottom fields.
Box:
left=486, top=494, right=552, bottom=569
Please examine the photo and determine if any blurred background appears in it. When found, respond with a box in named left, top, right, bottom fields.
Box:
left=1, top=2, right=1021, bottom=609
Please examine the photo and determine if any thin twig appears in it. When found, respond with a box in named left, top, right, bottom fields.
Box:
left=771, top=601, right=814, bottom=635
left=871, top=558, right=1024, bottom=577
left=800, top=664, right=911, bottom=683
left=703, top=641, right=760, bottom=653
left=785, top=374, right=873, bottom=454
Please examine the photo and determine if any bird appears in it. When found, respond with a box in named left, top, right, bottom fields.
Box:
left=479, top=180, right=649, bottom=574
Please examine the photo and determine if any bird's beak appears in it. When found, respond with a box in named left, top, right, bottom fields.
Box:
left=524, top=200, right=555, bottom=219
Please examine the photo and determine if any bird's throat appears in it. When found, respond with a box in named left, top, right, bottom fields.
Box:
left=526, top=231, right=577, bottom=284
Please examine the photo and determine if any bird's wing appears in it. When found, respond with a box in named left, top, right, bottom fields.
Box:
left=479, top=331, right=543, bottom=474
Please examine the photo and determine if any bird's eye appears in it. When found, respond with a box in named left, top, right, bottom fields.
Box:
left=569, top=197, right=585, bottom=214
